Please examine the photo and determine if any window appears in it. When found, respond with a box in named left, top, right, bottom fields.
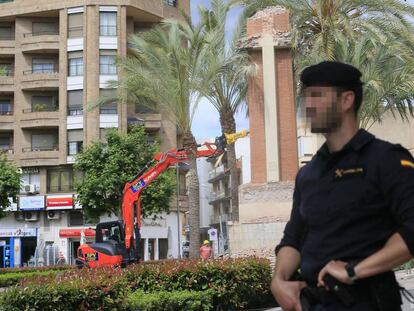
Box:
left=21, top=173, right=40, bottom=191
left=67, top=90, right=83, bottom=116
left=31, top=95, right=57, bottom=112
left=47, top=168, right=73, bottom=193
left=99, top=51, right=116, bottom=75
left=0, top=25, right=13, bottom=40
left=164, top=0, right=177, bottom=7
left=69, top=211, right=84, bottom=226
left=31, top=133, right=58, bottom=151
left=135, top=103, right=156, bottom=114
left=100, top=12, right=116, bottom=36
left=0, top=62, right=13, bottom=76
left=32, top=58, right=55, bottom=73
left=0, top=99, right=12, bottom=115
left=0, top=137, right=10, bottom=150
left=68, top=52, right=83, bottom=76
left=67, top=130, right=83, bottom=155
left=68, top=13, right=83, bottom=38
left=99, top=89, right=117, bottom=114
left=32, top=22, right=58, bottom=36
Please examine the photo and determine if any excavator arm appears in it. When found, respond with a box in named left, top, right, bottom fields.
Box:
left=121, top=141, right=222, bottom=250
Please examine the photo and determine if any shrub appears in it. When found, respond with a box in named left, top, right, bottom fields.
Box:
left=0, top=258, right=277, bottom=310
left=127, top=290, right=214, bottom=311
left=0, top=270, right=60, bottom=287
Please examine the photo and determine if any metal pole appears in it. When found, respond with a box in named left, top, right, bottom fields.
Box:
left=176, top=164, right=181, bottom=259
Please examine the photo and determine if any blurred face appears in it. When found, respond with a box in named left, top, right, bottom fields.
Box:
left=300, top=86, right=343, bottom=133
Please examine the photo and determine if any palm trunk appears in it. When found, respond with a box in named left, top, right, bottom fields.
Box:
left=219, top=107, right=239, bottom=222
left=183, top=131, right=200, bottom=259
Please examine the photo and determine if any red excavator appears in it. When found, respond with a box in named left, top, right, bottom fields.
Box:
left=75, top=130, right=249, bottom=268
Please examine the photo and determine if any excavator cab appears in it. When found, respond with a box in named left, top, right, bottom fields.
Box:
left=76, top=221, right=132, bottom=268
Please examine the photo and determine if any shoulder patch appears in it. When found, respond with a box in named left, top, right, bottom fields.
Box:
left=401, top=159, right=414, bottom=170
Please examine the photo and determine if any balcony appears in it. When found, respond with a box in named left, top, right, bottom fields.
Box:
left=0, top=33, right=15, bottom=56
left=0, top=109, right=14, bottom=130
left=208, top=191, right=231, bottom=205
left=21, top=31, right=59, bottom=53
left=0, top=73, right=14, bottom=92
left=21, top=68, right=59, bottom=90
left=0, top=148, right=14, bottom=161
left=20, top=145, right=59, bottom=167
left=20, top=107, right=59, bottom=128
left=208, top=165, right=229, bottom=183
left=133, top=113, right=162, bottom=130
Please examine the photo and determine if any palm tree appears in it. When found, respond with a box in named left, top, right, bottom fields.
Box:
left=246, top=0, right=414, bottom=126
left=98, top=19, right=217, bottom=258
left=198, top=0, right=256, bottom=221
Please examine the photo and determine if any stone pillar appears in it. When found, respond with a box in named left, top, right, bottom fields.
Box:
left=154, top=238, right=159, bottom=260
left=144, top=238, right=149, bottom=261
left=84, top=5, right=100, bottom=144
left=242, top=7, right=298, bottom=183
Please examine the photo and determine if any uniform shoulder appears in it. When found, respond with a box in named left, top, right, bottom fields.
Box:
left=369, top=136, right=411, bottom=156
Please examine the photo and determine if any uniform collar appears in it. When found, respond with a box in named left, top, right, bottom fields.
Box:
left=317, top=129, right=375, bottom=158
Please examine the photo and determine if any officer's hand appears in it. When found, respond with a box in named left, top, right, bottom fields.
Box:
left=271, top=277, right=306, bottom=311
left=317, top=260, right=352, bottom=287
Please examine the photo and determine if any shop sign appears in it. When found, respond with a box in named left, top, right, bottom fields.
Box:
left=19, top=196, right=45, bottom=211
left=59, top=228, right=96, bottom=238
left=22, top=168, right=40, bottom=174
left=46, top=195, right=73, bottom=210
left=142, top=218, right=166, bottom=227
left=0, top=228, right=37, bottom=237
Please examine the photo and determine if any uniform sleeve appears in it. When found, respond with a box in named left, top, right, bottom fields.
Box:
left=379, top=145, right=414, bottom=256
left=275, top=172, right=307, bottom=255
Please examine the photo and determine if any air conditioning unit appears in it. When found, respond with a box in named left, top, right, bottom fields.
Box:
left=24, top=211, right=39, bottom=222
left=15, top=211, right=25, bottom=221
left=24, top=184, right=38, bottom=194
left=47, top=210, right=61, bottom=220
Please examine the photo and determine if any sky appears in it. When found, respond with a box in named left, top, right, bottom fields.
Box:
left=189, top=0, right=248, bottom=142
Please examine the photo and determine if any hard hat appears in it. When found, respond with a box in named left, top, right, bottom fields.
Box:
left=203, top=240, right=210, bottom=245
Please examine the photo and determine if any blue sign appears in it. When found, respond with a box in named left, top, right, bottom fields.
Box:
left=130, top=179, right=146, bottom=193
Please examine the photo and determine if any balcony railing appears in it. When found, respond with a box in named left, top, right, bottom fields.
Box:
left=0, top=110, right=13, bottom=115
left=0, top=148, right=13, bottom=154
left=0, top=33, right=14, bottom=40
left=48, top=185, right=73, bottom=193
left=24, top=30, right=59, bottom=37
left=24, top=67, right=58, bottom=75
left=22, top=145, right=59, bottom=152
left=23, top=106, right=58, bottom=113
left=100, top=25, right=117, bottom=37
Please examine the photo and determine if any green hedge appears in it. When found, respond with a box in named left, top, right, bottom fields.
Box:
left=0, top=258, right=277, bottom=311
left=0, top=265, right=71, bottom=275
left=127, top=290, right=214, bottom=311
left=0, top=270, right=64, bottom=287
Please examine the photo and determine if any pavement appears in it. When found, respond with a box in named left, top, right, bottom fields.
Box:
left=266, top=269, right=414, bottom=311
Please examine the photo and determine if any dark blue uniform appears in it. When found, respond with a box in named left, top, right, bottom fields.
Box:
left=276, top=129, right=414, bottom=310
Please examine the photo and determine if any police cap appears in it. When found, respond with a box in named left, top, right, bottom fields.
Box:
left=300, top=61, right=363, bottom=88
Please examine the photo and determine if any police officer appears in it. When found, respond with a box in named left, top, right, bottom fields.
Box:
left=271, top=61, right=414, bottom=311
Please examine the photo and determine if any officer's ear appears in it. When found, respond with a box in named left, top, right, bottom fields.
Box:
left=339, top=90, right=355, bottom=113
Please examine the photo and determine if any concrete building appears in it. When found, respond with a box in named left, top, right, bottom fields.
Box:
left=0, top=0, right=189, bottom=268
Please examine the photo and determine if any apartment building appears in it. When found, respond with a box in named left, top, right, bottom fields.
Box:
left=0, top=0, right=189, bottom=268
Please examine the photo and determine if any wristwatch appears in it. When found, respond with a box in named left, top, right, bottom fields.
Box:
left=345, top=262, right=358, bottom=282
